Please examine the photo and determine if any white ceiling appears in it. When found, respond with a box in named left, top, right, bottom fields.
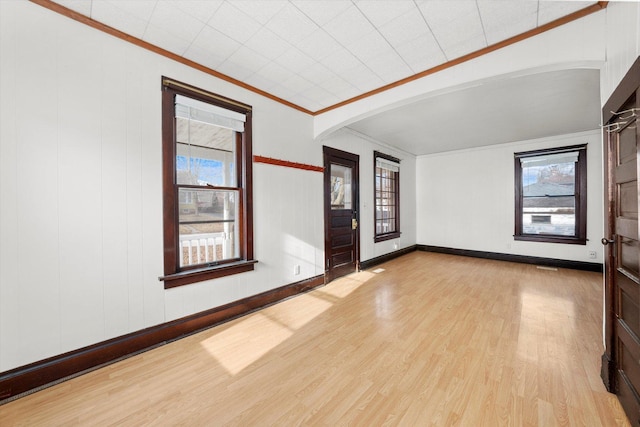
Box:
left=48, top=0, right=603, bottom=155
left=348, top=68, right=601, bottom=155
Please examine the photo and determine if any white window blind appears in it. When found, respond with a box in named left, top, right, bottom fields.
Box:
left=519, top=151, right=579, bottom=168
left=175, top=94, right=246, bottom=132
left=376, top=157, right=400, bottom=172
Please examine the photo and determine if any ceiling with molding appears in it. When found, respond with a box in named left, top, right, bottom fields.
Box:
left=48, top=0, right=603, bottom=155
left=348, top=68, right=601, bottom=155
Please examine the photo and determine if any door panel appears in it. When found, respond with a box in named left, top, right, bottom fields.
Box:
left=604, top=89, right=640, bottom=425
left=324, top=146, right=359, bottom=283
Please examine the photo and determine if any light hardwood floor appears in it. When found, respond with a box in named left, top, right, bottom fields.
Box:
left=0, top=252, right=631, bottom=426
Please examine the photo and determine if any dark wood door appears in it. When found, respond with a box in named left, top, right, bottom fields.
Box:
left=602, top=57, right=640, bottom=426
left=324, top=146, right=359, bottom=283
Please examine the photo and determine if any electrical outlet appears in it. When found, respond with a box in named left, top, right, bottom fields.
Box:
left=294, top=265, right=300, bottom=275
left=589, top=251, right=597, bottom=259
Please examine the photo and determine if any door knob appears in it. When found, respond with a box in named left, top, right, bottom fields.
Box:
left=601, top=237, right=615, bottom=245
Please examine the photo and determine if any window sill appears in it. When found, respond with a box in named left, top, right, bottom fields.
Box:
left=375, top=232, right=401, bottom=243
left=160, top=260, right=258, bottom=289
left=514, top=235, right=587, bottom=245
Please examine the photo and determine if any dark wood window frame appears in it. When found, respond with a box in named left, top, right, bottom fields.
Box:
left=374, top=151, right=401, bottom=243
left=159, top=77, right=255, bottom=289
left=514, top=144, right=587, bottom=245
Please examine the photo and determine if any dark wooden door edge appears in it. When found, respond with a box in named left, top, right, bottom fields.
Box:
left=418, top=245, right=603, bottom=272
left=601, top=55, right=640, bottom=402
left=0, top=275, right=324, bottom=404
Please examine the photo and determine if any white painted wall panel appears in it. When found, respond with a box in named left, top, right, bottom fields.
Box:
left=601, top=2, right=640, bottom=104
left=0, top=0, right=19, bottom=370
left=101, top=38, right=130, bottom=339
left=124, top=55, right=146, bottom=333
left=0, top=1, right=323, bottom=371
left=57, top=20, right=106, bottom=353
left=11, top=6, right=62, bottom=366
left=416, top=130, right=603, bottom=263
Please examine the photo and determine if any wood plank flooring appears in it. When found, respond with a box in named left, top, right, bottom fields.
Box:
left=0, top=252, right=630, bottom=426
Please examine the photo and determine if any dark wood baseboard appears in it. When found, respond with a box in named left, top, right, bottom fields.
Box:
left=0, top=275, right=324, bottom=403
left=360, top=245, right=418, bottom=270
left=418, top=245, right=603, bottom=272
left=601, top=351, right=616, bottom=393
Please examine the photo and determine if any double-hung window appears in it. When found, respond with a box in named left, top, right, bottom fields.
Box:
left=374, top=151, right=401, bottom=242
left=160, top=78, right=255, bottom=288
left=514, top=144, right=587, bottom=244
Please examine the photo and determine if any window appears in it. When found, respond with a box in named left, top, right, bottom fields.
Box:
left=374, top=151, right=401, bottom=242
left=160, top=78, right=255, bottom=288
left=514, top=144, right=587, bottom=245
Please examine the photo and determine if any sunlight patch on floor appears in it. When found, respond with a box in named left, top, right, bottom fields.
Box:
left=262, top=292, right=334, bottom=330
left=321, top=271, right=375, bottom=298
left=200, top=312, right=293, bottom=375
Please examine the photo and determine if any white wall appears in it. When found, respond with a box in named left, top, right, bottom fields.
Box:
left=0, top=1, right=324, bottom=371
left=416, top=131, right=603, bottom=263
left=601, top=1, right=640, bottom=104
left=320, top=130, right=417, bottom=262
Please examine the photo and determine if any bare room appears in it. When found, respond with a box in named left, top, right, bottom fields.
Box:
left=1, top=0, right=640, bottom=425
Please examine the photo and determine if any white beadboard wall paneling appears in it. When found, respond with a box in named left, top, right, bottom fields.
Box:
left=10, top=2, right=62, bottom=367
left=601, top=1, right=640, bottom=104
left=124, top=53, right=146, bottom=333
left=138, top=73, right=164, bottom=330
left=1, top=1, right=323, bottom=371
left=0, top=0, right=18, bottom=371
left=57, top=19, right=105, bottom=353
left=416, top=130, right=603, bottom=264
left=252, top=163, right=323, bottom=289
left=101, top=36, right=130, bottom=339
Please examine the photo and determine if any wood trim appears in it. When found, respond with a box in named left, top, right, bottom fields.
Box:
left=514, top=144, right=588, bottom=245
left=0, top=275, right=325, bottom=403
left=360, top=245, right=417, bottom=270
left=313, top=2, right=609, bottom=116
left=373, top=151, right=401, bottom=243
left=161, top=78, right=255, bottom=288
left=601, top=351, right=615, bottom=393
left=253, top=156, right=324, bottom=173
left=418, top=245, right=603, bottom=272
left=29, top=0, right=607, bottom=117
left=28, top=0, right=312, bottom=116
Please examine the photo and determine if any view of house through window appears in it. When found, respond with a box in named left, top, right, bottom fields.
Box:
left=175, top=95, right=241, bottom=266
left=161, top=78, right=255, bottom=288
left=374, top=151, right=401, bottom=242
left=514, top=145, right=587, bottom=244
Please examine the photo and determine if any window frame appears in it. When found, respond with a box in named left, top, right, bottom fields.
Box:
left=374, top=151, right=401, bottom=243
left=160, top=77, right=255, bottom=289
left=514, top=144, right=587, bottom=245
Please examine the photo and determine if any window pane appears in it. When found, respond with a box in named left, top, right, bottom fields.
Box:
left=374, top=153, right=400, bottom=239
left=331, top=164, right=352, bottom=209
left=176, top=117, right=236, bottom=186
left=178, top=188, right=239, bottom=266
left=521, top=159, right=576, bottom=236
